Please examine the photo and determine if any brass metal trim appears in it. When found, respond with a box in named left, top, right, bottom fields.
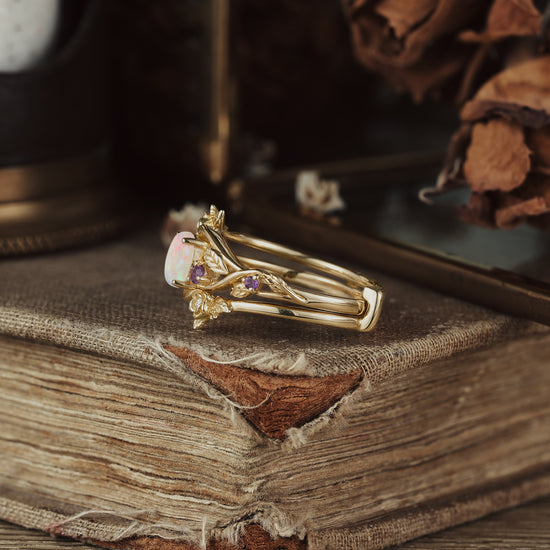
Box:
left=201, top=0, right=235, bottom=185
left=0, top=148, right=109, bottom=203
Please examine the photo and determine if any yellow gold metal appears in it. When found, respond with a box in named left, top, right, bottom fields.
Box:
left=168, top=205, right=384, bottom=331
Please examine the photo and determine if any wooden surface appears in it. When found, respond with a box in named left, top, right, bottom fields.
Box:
left=1, top=496, right=550, bottom=549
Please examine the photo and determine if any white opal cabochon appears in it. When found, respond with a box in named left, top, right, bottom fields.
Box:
left=165, top=231, right=195, bottom=287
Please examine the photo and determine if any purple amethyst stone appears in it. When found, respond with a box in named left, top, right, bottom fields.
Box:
left=244, top=275, right=260, bottom=291
left=190, top=264, right=206, bottom=284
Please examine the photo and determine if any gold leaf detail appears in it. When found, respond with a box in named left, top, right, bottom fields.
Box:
left=261, top=273, right=306, bottom=303
left=193, top=317, right=209, bottom=330
left=188, top=291, right=205, bottom=312
left=231, top=281, right=254, bottom=298
left=204, top=248, right=228, bottom=275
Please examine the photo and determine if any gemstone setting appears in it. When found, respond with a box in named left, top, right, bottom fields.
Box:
left=164, top=231, right=195, bottom=287
left=190, top=264, right=206, bottom=284
left=244, top=275, right=260, bottom=291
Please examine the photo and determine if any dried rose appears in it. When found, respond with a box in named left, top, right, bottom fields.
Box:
left=460, top=0, right=542, bottom=43
left=428, top=56, right=550, bottom=230
left=343, top=0, right=490, bottom=101
left=460, top=56, right=550, bottom=125
left=455, top=0, right=544, bottom=103
left=343, top=0, right=548, bottom=103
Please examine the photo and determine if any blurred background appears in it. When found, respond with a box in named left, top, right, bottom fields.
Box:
left=0, top=0, right=463, bottom=256
left=2, top=0, right=550, bottom=325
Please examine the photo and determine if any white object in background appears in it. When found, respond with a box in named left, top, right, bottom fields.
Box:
left=0, top=0, right=60, bottom=72
left=295, top=170, right=346, bottom=215
left=161, top=202, right=208, bottom=248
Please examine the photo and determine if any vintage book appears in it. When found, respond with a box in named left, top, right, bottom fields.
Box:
left=3, top=495, right=550, bottom=549
left=1, top=229, right=550, bottom=550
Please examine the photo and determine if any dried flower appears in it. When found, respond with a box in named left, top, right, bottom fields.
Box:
left=460, top=0, right=542, bottom=44
left=343, top=0, right=546, bottom=102
left=343, top=0, right=488, bottom=101
left=427, top=56, right=550, bottom=229
left=295, top=171, right=345, bottom=217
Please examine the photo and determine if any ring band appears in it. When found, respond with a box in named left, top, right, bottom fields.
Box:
left=164, top=205, right=384, bottom=331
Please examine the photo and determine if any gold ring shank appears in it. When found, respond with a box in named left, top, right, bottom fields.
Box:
left=240, top=259, right=364, bottom=315
left=225, top=231, right=378, bottom=288
left=240, top=256, right=363, bottom=297
left=229, top=301, right=363, bottom=330
left=224, top=230, right=384, bottom=330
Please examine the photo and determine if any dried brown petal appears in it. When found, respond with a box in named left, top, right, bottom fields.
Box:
left=344, top=0, right=488, bottom=100
left=461, top=56, right=550, bottom=124
left=527, top=126, right=550, bottom=175
left=495, top=196, right=550, bottom=228
left=463, top=119, right=531, bottom=192
left=440, top=123, right=472, bottom=179
left=457, top=192, right=497, bottom=227
left=393, top=0, right=486, bottom=66
left=420, top=123, right=472, bottom=202
left=518, top=176, right=550, bottom=229
left=460, top=0, right=541, bottom=42
left=375, top=0, right=437, bottom=40
left=458, top=179, right=550, bottom=229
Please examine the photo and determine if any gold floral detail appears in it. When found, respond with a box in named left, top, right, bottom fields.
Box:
left=200, top=205, right=226, bottom=232
left=176, top=205, right=305, bottom=325
left=186, top=289, right=232, bottom=329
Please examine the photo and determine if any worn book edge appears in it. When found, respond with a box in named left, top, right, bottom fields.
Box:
left=2, top=330, right=550, bottom=549
left=164, top=346, right=363, bottom=439
left=2, top=466, right=550, bottom=550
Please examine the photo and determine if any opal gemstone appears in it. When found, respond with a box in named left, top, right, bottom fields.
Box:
left=164, top=231, right=195, bottom=287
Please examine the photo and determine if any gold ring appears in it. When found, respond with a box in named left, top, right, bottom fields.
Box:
left=164, top=205, right=384, bottom=331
